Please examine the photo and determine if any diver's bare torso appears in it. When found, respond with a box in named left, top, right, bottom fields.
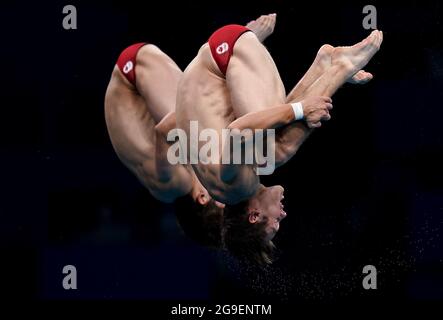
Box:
left=105, top=45, right=192, bottom=203
left=176, top=33, right=286, bottom=204
left=176, top=44, right=238, bottom=203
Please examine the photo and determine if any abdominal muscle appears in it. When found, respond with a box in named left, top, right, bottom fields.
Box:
left=176, top=44, right=258, bottom=203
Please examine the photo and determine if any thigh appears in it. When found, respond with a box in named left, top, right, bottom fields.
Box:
left=226, top=32, right=286, bottom=118
left=135, top=44, right=183, bottom=123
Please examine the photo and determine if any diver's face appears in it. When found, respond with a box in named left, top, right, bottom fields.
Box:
left=248, top=184, right=287, bottom=240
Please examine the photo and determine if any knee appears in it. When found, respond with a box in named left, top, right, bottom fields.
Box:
left=136, top=44, right=169, bottom=65
left=317, top=44, right=334, bottom=58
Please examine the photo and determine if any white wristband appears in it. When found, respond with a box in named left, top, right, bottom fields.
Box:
left=291, top=102, right=304, bottom=121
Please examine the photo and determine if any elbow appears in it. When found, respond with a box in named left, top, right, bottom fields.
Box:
left=227, top=119, right=253, bottom=133
left=227, top=121, right=241, bottom=131
left=154, top=122, right=163, bottom=135
left=155, top=112, right=176, bottom=137
left=154, top=122, right=169, bottom=139
left=226, top=123, right=255, bottom=140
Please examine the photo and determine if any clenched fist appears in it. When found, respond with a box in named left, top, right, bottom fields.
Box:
left=300, top=96, right=333, bottom=128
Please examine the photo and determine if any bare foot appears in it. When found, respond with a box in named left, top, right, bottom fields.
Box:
left=316, top=44, right=374, bottom=84
left=246, top=13, right=276, bottom=42
left=331, top=30, right=383, bottom=77
left=347, top=70, right=373, bottom=84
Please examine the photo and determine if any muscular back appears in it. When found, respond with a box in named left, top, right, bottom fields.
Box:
left=105, top=45, right=192, bottom=203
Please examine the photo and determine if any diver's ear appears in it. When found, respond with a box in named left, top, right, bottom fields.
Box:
left=248, top=210, right=260, bottom=224
left=197, top=192, right=209, bottom=205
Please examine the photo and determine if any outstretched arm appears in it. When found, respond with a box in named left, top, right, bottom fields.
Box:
left=226, top=97, right=332, bottom=132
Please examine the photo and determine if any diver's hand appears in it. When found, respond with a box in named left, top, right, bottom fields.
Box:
left=300, top=96, right=333, bottom=128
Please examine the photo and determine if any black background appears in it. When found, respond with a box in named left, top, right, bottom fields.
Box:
left=1, top=0, right=442, bottom=309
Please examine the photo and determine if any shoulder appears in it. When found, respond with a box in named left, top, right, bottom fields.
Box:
left=136, top=44, right=172, bottom=68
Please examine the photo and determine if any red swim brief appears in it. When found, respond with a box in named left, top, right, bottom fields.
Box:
left=116, top=42, right=148, bottom=86
left=208, top=24, right=251, bottom=76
